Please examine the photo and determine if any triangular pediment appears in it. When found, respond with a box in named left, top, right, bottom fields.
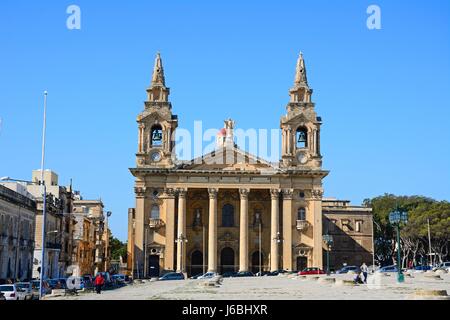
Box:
left=177, top=145, right=280, bottom=173
left=281, top=109, right=317, bottom=126
left=137, top=107, right=173, bottom=124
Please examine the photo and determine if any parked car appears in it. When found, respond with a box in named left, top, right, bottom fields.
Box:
left=190, top=273, right=204, bottom=279
left=298, top=267, right=325, bottom=275
left=0, top=284, right=26, bottom=300
left=377, top=265, right=398, bottom=273
left=414, top=265, right=432, bottom=271
left=234, top=271, right=254, bottom=277
left=15, top=282, right=34, bottom=300
left=82, top=275, right=94, bottom=289
left=255, top=271, right=271, bottom=277
left=336, top=266, right=360, bottom=274
left=47, top=278, right=67, bottom=290
left=197, top=272, right=218, bottom=280
left=159, top=272, right=185, bottom=281
left=267, top=270, right=288, bottom=276
left=31, top=280, right=52, bottom=296
left=111, top=274, right=128, bottom=286
left=221, top=271, right=238, bottom=278
left=435, top=262, right=450, bottom=272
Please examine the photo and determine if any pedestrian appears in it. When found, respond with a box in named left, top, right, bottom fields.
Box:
left=360, top=262, right=368, bottom=283
left=94, top=273, right=105, bottom=294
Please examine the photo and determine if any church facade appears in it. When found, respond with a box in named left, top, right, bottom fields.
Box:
left=127, top=53, right=373, bottom=277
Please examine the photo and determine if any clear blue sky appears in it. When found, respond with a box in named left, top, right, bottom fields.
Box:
left=1, top=1, right=449, bottom=241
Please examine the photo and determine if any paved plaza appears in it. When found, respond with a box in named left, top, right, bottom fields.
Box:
left=50, top=271, right=450, bottom=300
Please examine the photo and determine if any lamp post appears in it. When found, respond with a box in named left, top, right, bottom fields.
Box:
left=322, top=234, right=333, bottom=276
left=104, top=211, right=112, bottom=272
left=389, top=207, right=408, bottom=283
left=175, top=233, right=188, bottom=276
left=273, top=232, right=284, bottom=271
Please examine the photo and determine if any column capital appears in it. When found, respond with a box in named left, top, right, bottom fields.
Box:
left=208, top=188, right=218, bottom=199
left=270, top=189, right=281, bottom=200
left=177, top=188, right=187, bottom=198
left=311, top=189, right=323, bottom=200
left=134, top=186, right=147, bottom=198
left=239, top=188, right=250, bottom=199
left=282, top=189, right=294, bottom=200
left=162, top=188, right=176, bottom=198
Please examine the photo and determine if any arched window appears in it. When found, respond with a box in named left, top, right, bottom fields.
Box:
left=222, top=204, right=235, bottom=227
left=150, top=205, right=160, bottom=219
left=297, top=208, right=306, bottom=221
left=296, top=127, right=308, bottom=148
left=150, top=125, right=163, bottom=147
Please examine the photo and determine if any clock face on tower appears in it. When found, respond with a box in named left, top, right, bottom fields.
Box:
left=151, top=151, right=162, bottom=162
left=297, top=152, right=308, bottom=164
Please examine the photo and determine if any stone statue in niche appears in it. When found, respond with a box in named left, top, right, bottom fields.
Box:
left=193, top=208, right=202, bottom=227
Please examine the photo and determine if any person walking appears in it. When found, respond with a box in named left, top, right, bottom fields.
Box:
left=360, top=262, right=368, bottom=283
left=94, top=273, right=105, bottom=294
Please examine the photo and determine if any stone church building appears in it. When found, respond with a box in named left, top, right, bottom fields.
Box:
left=127, top=53, right=373, bottom=277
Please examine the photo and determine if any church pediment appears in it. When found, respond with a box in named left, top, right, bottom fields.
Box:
left=137, top=107, right=173, bottom=124
left=281, top=109, right=317, bottom=126
left=177, top=146, right=280, bottom=173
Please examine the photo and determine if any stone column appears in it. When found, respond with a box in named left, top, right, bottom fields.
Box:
left=163, top=188, right=176, bottom=271
left=176, top=188, right=187, bottom=273
left=287, top=127, right=292, bottom=155
left=239, top=188, right=249, bottom=272
left=208, top=188, right=218, bottom=272
left=138, top=124, right=144, bottom=153
left=312, top=189, right=324, bottom=269
left=134, top=186, right=146, bottom=278
left=270, top=189, right=280, bottom=272
left=282, top=189, right=294, bottom=271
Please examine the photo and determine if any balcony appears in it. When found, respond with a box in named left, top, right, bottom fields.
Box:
left=149, top=218, right=164, bottom=229
left=46, top=242, right=62, bottom=250
left=296, top=220, right=310, bottom=231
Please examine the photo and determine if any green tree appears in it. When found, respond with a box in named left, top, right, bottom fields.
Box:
left=109, top=236, right=127, bottom=261
left=364, top=194, right=449, bottom=267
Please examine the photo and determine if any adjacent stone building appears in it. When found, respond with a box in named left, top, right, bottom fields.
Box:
left=0, top=184, right=36, bottom=282
left=322, top=199, right=374, bottom=270
left=126, top=53, right=373, bottom=277
left=25, top=170, right=76, bottom=279
left=71, top=198, right=110, bottom=276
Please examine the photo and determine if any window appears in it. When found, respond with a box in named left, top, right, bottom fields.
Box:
left=150, top=125, right=163, bottom=147
left=150, top=205, right=160, bottom=220
left=222, top=204, right=234, bottom=227
left=355, top=220, right=362, bottom=233
left=297, top=208, right=306, bottom=221
left=296, top=127, right=308, bottom=148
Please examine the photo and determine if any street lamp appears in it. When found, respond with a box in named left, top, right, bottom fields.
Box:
left=389, top=207, right=408, bottom=283
left=273, top=232, right=284, bottom=271
left=322, top=234, right=334, bottom=276
left=175, top=233, right=188, bottom=275
left=1, top=176, right=47, bottom=298
left=104, top=211, right=112, bottom=272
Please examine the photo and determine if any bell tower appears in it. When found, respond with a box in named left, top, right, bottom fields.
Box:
left=136, top=52, right=178, bottom=168
left=280, top=53, right=322, bottom=168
